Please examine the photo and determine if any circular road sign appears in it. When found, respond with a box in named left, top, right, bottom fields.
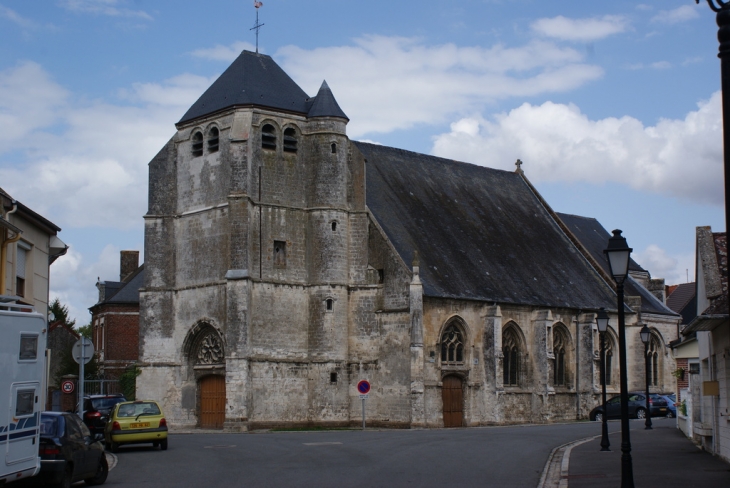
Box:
left=357, top=380, right=371, bottom=395
left=61, top=380, right=75, bottom=394
left=72, top=337, right=94, bottom=365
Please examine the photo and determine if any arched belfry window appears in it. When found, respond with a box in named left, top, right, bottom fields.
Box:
left=207, top=127, right=219, bottom=153
left=192, top=131, right=203, bottom=157
left=440, top=324, right=464, bottom=365
left=503, top=326, right=521, bottom=386
left=647, top=334, right=661, bottom=387
left=553, top=327, right=568, bottom=386
left=262, top=124, right=276, bottom=150
left=283, top=127, right=297, bottom=153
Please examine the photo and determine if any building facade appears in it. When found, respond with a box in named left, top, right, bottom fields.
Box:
left=137, top=51, right=680, bottom=430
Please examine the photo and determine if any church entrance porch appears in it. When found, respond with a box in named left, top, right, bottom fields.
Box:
left=199, top=375, right=226, bottom=429
left=442, top=375, right=464, bottom=427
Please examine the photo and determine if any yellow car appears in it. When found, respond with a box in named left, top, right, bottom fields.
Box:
left=104, top=400, right=168, bottom=452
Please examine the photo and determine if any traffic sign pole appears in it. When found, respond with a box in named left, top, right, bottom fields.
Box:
left=362, top=398, right=366, bottom=430
left=356, top=380, right=371, bottom=430
left=79, top=340, right=85, bottom=419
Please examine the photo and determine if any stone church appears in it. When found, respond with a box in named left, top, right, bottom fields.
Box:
left=137, top=50, right=680, bottom=430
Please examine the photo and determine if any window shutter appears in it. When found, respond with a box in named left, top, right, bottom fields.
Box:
left=16, top=247, right=26, bottom=279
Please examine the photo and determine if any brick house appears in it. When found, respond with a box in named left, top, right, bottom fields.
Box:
left=89, top=251, right=143, bottom=380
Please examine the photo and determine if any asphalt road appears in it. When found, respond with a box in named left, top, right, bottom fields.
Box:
left=100, top=420, right=628, bottom=488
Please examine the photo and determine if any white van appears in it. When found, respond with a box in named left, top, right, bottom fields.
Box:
left=0, top=297, right=47, bottom=485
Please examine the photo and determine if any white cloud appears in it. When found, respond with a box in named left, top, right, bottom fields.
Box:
left=60, top=0, right=152, bottom=20
left=50, top=244, right=129, bottom=324
left=650, top=61, right=672, bottom=70
left=276, top=35, right=603, bottom=137
left=189, top=41, right=257, bottom=62
left=635, top=245, right=695, bottom=286
left=0, top=5, right=37, bottom=28
left=651, top=5, right=700, bottom=25
left=531, top=15, right=628, bottom=42
left=0, top=62, right=214, bottom=229
left=431, top=91, right=723, bottom=206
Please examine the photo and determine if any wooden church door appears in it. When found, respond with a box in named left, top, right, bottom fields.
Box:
left=199, top=375, right=226, bottom=429
left=442, top=375, right=464, bottom=427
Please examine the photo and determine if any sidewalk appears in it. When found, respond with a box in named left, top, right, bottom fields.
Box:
left=548, top=418, right=730, bottom=487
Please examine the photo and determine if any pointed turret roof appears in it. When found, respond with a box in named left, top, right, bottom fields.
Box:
left=307, top=80, right=349, bottom=120
left=178, top=51, right=311, bottom=125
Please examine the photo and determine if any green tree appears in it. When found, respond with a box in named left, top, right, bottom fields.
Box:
left=49, top=298, right=75, bottom=328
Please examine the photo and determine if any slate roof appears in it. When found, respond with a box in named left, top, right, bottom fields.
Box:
left=178, top=51, right=311, bottom=125
left=557, top=213, right=678, bottom=317
left=356, top=141, right=618, bottom=310
left=93, top=266, right=144, bottom=306
left=307, top=81, right=348, bottom=120
left=666, top=282, right=697, bottom=325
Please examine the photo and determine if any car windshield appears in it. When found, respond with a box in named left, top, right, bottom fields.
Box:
left=117, top=402, right=161, bottom=418
left=40, top=415, right=59, bottom=437
left=91, top=397, right=125, bottom=410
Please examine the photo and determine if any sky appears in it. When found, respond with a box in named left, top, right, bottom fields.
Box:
left=0, top=0, right=725, bottom=325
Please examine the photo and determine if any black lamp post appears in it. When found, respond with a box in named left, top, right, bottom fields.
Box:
left=604, top=229, right=634, bottom=488
left=640, top=324, right=653, bottom=430
left=696, top=0, right=730, bottom=309
left=596, top=307, right=611, bottom=451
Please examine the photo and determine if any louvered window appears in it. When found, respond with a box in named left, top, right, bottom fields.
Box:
left=262, top=124, right=276, bottom=150
left=192, top=131, right=203, bottom=157
left=283, top=128, right=297, bottom=153
left=207, top=127, right=219, bottom=153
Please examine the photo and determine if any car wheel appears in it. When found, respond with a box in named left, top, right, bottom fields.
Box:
left=153, top=441, right=159, bottom=448
left=109, top=441, right=119, bottom=453
left=666, top=410, right=675, bottom=418
left=53, top=466, right=73, bottom=488
left=635, top=408, right=646, bottom=419
left=594, top=412, right=603, bottom=422
left=160, top=439, right=168, bottom=451
left=85, top=454, right=109, bottom=486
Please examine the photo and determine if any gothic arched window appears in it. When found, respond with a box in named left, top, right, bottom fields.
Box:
left=553, top=328, right=568, bottom=386
left=503, top=327, right=521, bottom=386
left=440, top=324, right=464, bottom=364
left=605, top=338, right=614, bottom=386
left=647, top=335, right=661, bottom=387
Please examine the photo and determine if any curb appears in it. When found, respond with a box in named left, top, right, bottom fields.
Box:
left=537, top=435, right=598, bottom=488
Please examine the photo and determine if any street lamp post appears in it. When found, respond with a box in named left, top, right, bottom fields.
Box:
left=696, top=0, right=730, bottom=309
left=596, top=307, right=611, bottom=451
left=604, top=229, right=634, bottom=488
left=640, top=324, right=653, bottom=430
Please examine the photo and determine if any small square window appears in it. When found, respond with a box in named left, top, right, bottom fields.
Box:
left=274, top=241, right=287, bottom=268
left=16, top=389, right=34, bottom=417
left=19, top=335, right=38, bottom=360
left=330, top=372, right=337, bottom=383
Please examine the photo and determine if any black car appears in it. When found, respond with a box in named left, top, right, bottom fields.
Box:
left=589, top=392, right=669, bottom=421
left=81, top=394, right=126, bottom=437
left=29, top=412, right=108, bottom=487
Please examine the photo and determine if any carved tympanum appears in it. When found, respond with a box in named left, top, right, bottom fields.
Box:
left=197, top=333, right=223, bottom=364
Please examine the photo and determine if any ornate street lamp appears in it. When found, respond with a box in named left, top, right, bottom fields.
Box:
left=596, top=307, right=611, bottom=451
left=640, top=324, right=653, bottom=430
left=604, top=229, right=634, bottom=488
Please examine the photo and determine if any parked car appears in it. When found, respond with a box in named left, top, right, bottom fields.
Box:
left=81, top=394, right=127, bottom=437
left=104, top=400, right=168, bottom=453
left=589, top=392, right=668, bottom=421
left=660, top=394, right=677, bottom=418
left=30, top=411, right=108, bottom=487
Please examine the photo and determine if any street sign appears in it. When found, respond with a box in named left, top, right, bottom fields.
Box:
left=72, top=337, right=94, bottom=364
left=357, top=380, right=371, bottom=395
left=61, top=380, right=75, bottom=394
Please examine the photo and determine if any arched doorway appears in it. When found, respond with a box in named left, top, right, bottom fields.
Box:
left=199, top=375, right=226, bottom=429
left=442, top=375, right=464, bottom=428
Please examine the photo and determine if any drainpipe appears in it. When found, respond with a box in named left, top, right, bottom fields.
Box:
left=574, top=313, right=580, bottom=419
left=1, top=202, right=21, bottom=295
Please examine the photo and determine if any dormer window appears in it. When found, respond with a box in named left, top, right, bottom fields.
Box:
left=262, top=124, right=276, bottom=150
left=192, top=131, right=203, bottom=157
left=283, top=128, right=297, bottom=153
left=207, top=127, right=219, bottom=153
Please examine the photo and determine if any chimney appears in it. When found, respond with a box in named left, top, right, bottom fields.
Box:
left=120, top=250, right=139, bottom=282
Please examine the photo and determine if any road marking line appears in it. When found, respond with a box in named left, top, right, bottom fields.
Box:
left=303, top=442, right=343, bottom=446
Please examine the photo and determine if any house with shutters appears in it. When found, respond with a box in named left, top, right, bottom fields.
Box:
left=136, top=50, right=680, bottom=430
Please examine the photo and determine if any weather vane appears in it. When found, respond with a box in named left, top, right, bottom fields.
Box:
left=251, top=1, right=264, bottom=54
left=696, top=0, right=730, bottom=12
